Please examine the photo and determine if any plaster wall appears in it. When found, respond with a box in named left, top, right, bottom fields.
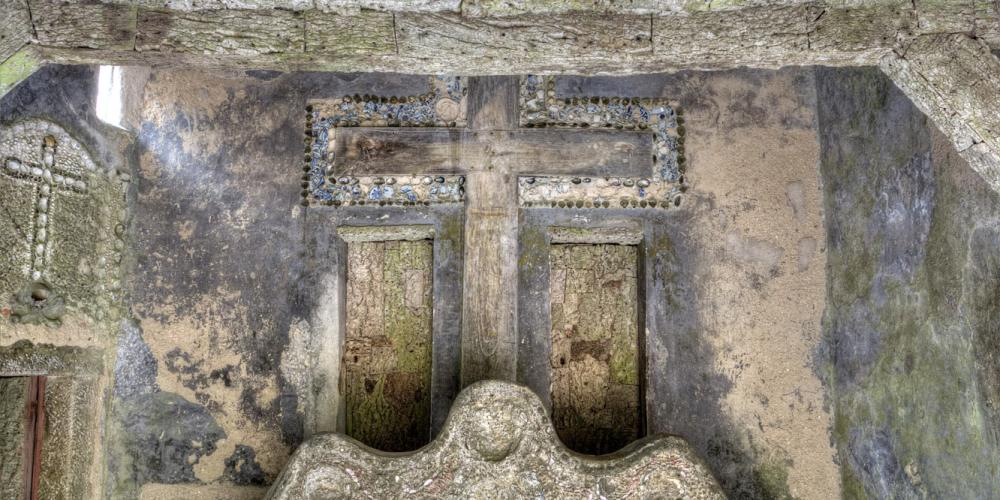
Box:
left=816, top=67, right=1000, bottom=499
left=121, top=67, right=839, bottom=498
left=3, top=64, right=997, bottom=499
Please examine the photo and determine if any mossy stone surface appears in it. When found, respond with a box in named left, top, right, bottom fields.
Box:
left=817, top=66, right=1000, bottom=498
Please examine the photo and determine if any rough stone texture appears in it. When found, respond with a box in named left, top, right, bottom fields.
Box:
left=30, top=0, right=138, bottom=51
left=0, top=376, right=29, bottom=500
left=0, top=118, right=127, bottom=323
left=0, top=0, right=31, bottom=64
left=267, top=381, right=725, bottom=499
left=29, top=2, right=999, bottom=74
left=124, top=69, right=448, bottom=495
left=816, top=66, right=1000, bottom=499
left=0, top=65, right=137, bottom=500
left=343, top=239, right=433, bottom=451
left=39, top=375, right=103, bottom=499
left=136, top=8, right=303, bottom=55
left=516, top=69, right=837, bottom=498
left=881, top=34, right=1000, bottom=195
left=549, top=243, right=641, bottom=455
left=303, top=10, right=395, bottom=57
left=0, top=340, right=103, bottom=376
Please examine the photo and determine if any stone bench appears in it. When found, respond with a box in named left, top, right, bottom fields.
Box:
left=267, top=380, right=723, bottom=499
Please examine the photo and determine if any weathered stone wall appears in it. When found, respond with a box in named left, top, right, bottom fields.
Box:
left=0, top=65, right=134, bottom=500
left=816, top=67, right=1000, bottom=498
left=342, top=239, right=433, bottom=451
left=120, top=69, right=435, bottom=498
left=0, top=377, right=29, bottom=499
left=549, top=243, right=641, bottom=455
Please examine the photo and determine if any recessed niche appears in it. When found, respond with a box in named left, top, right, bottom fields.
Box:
left=340, top=226, right=434, bottom=452
left=549, top=241, right=643, bottom=454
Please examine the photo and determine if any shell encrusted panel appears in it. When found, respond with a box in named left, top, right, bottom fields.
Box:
left=518, top=75, right=688, bottom=209
left=303, top=76, right=467, bottom=207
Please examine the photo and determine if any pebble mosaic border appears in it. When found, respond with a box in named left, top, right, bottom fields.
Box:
left=303, top=76, right=467, bottom=206
left=518, top=75, right=687, bottom=209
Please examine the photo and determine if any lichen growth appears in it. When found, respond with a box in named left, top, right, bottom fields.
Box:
left=0, top=50, right=40, bottom=99
left=818, top=66, right=1000, bottom=498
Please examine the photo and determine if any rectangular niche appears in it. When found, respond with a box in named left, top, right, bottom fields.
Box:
left=548, top=226, right=644, bottom=455
left=339, top=225, right=435, bottom=452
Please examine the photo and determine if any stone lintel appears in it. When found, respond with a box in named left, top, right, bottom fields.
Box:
left=336, top=224, right=436, bottom=242
left=0, top=340, right=104, bottom=377
left=549, top=224, right=644, bottom=245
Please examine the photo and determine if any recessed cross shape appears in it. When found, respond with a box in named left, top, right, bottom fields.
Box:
left=305, top=76, right=683, bottom=387
left=2, top=135, right=88, bottom=281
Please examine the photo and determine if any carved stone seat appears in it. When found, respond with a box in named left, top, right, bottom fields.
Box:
left=267, top=381, right=724, bottom=499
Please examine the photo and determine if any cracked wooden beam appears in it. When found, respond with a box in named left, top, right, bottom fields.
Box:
left=1, top=0, right=33, bottom=64
left=881, top=33, right=1000, bottom=191
left=0, top=47, right=42, bottom=100
left=15, top=1, right=997, bottom=74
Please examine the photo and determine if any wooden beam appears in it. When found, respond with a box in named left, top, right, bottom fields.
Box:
left=331, top=128, right=654, bottom=176
left=1, top=0, right=32, bottom=64
left=460, top=76, right=520, bottom=386
left=881, top=33, right=1000, bottom=192
left=27, top=3, right=1000, bottom=74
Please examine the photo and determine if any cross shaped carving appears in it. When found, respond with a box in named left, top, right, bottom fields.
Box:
left=2, top=134, right=88, bottom=281
left=306, top=76, right=682, bottom=387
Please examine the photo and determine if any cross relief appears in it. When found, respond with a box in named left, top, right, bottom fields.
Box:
left=0, top=120, right=128, bottom=326
left=1, top=125, right=94, bottom=282
left=306, top=75, right=684, bottom=395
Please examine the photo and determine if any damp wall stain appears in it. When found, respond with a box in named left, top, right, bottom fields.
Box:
left=816, top=67, right=1000, bottom=499
left=560, top=68, right=839, bottom=499
left=126, top=69, right=431, bottom=493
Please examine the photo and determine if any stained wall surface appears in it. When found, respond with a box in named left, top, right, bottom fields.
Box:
left=343, top=239, right=434, bottom=451
left=12, top=64, right=999, bottom=499
left=817, top=67, right=1000, bottom=499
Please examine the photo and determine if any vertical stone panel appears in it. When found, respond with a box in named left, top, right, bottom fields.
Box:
left=549, top=243, right=641, bottom=454
left=343, top=240, right=433, bottom=451
left=47, top=190, right=100, bottom=302
left=0, top=377, right=29, bottom=499
left=39, top=376, right=100, bottom=499
left=0, top=176, right=35, bottom=300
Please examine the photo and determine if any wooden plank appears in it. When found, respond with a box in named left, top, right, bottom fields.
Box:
left=461, top=170, right=518, bottom=385
left=550, top=244, right=641, bottom=454
left=29, top=0, right=136, bottom=51
left=343, top=240, right=434, bottom=451
left=331, top=128, right=653, bottom=176
left=136, top=8, right=304, bottom=55
left=460, top=75, right=521, bottom=386
left=304, top=10, right=396, bottom=56
left=467, top=76, right=519, bottom=130
left=395, top=12, right=652, bottom=67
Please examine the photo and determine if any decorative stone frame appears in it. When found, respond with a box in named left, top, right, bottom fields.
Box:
left=303, top=204, right=464, bottom=438
left=517, top=207, right=686, bottom=436
left=0, top=341, right=106, bottom=499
